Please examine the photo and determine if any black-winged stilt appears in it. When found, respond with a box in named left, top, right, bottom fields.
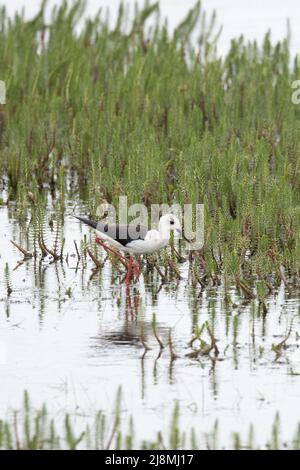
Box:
left=74, top=213, right=182, bottom=284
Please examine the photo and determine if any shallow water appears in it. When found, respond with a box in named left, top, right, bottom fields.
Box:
left=1, top=194, right=300, bottom=448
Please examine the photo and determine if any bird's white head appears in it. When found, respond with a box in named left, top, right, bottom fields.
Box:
left=158, top=213, right=182, bottom=240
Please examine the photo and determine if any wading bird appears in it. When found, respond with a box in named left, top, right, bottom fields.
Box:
left=74, top=213, right=183, bottom=284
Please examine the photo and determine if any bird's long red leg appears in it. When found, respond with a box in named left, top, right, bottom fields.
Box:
left=95, top=237, right=141, bottom=283
left=133, top=258, right=140, bottom=282
left=125, top=256, right=133, bottom=285
left=95, top=236, right=128, bottom=266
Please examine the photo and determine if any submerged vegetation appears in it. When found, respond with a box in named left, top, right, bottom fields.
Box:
left=1, top=0, right=300, bottom=292
left=1, top=391, right=300, bottom=450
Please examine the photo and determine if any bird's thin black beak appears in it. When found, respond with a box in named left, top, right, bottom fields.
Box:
left=73, top=215, right=97, bottom=229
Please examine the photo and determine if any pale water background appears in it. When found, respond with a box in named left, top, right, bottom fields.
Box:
left=2, top=0, right=300, bottom=57
left=1, top=0, right=300, bottom=449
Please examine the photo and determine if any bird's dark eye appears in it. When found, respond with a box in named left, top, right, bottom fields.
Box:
left=170, top=220, right=175, bottom=225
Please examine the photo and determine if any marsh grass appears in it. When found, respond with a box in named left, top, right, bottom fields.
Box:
left=1, top=391, right=300, bottom=450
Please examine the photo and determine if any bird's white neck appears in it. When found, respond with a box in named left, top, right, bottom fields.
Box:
left=158, top=220, right=171, bottom=242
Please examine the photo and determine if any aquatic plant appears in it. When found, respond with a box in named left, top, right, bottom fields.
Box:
left=1, top=391, right=300, bottom=450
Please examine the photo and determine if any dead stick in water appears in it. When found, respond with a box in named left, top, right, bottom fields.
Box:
left=206, top=323, right=219, bottom=356
left=168, top=329, right=179, bottom=361
left=140, top=324, right=151, bottom=357
left=87, top=248, right=103, bottom=269
left=193, top=269, right=207, bottom=288
left=38, top=233, right=48, bottom=257
left=173, top=246, right=186, bottom=262
left=279, top=265, right=292, bottom=295
left=43, top=244, right=60, bottom=260
left=152, top=314, right=164, bottom=353
left=74, top=240, right=81, bottom=261
left=273, top=320, right=294, bottom=359
left=10, top=240, right=32, bottom=259
left=236, top=278, right=255, bottom=299
left=153, top=261, right=166, bottom=282
left=167, top=258, right=181, bottom=280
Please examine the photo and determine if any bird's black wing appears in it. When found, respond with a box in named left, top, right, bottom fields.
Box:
left=74, top=216, right=148, bottom=247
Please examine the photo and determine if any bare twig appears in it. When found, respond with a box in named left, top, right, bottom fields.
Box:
left=10, top=240, right=33, bottom=259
